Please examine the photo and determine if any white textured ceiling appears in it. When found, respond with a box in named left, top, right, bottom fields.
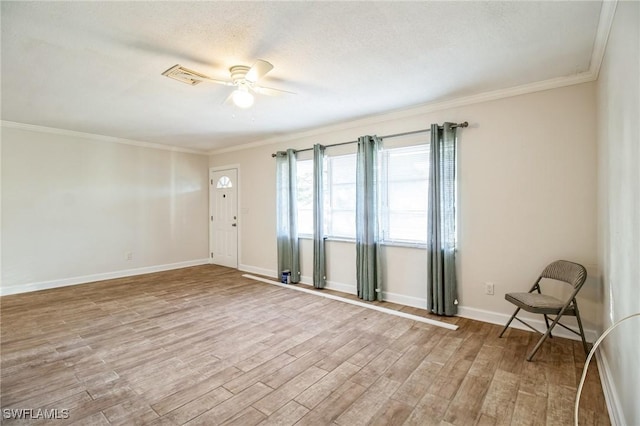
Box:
left=1, top=1, right=602, bottom=152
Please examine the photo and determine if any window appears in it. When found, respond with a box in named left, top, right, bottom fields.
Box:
left=296, top=154, right=357, bottom=238
left=296, top=161, right=314, bottom=235
left=380, top=145, right=429, bottom=244
left=296, top=143, right=430, bottom=244
left=326, top=154, right=357, bottom=238
left=216, top=176, right=233, bottom=188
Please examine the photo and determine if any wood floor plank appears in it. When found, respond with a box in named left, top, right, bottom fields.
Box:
left=479, top=369, right=520, bottom=425
left=511, top=391, right=548, bottom=426
left=335, top=376, right=402, bottom=426
left=257, top=400, right=309, bottom=426
left=314, top=336, right=371, bottom=372
left=442, top=374, right=492, bottom=425
left=101, top=399, right=159, bottom=425
left=369, top=398, right=413, bottom=426
left=221, top=406, right=266, bottom=426
left=545, top=383, right=575, bottom=425
left=468, top=344, right=504, bottom=379
left=383, top=344, right=430, bottom=384
left=517, top=354, right=549, bottom=397
left=0, top=265, right=610, bottom=425
left=391, top=358, right=443, bottom=407
left=404, top=393, right=451, bottom=426
left=151, top=366, right=243, bottom=416
left=295, top=380, right=367, bottom=426
left=163, top=387, right=234, bottom=425
left=184, top=382, right=273, bottom=425
left=293, top=361, right=361, bottom=410
left=253, top=366, right=326, bottom=416
left=350, top=348, right=402, bottom=388
left=427, top=356, right=474, bottom=401
left=67, top=411, right=110, bottom=425
left=222, top=353, right=296, bottom=394
left=262, top=350, right=325, bottom=389
left=346, top=340, right=387, bottom=367
left=239, top=329, right=317, bottom=369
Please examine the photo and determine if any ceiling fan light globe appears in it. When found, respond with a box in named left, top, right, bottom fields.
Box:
left=232, top=89, right=254, bottom=108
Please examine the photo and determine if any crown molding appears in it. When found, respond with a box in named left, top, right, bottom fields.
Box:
left=0, top=120, right=208, bottom=156
left=589, top=0, right=618, bottom=79
left=208, top=70, right=597, bottom=156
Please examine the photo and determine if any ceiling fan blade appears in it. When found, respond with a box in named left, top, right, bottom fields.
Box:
left=252, top=85, right=296, bottom=96
left=163, top=64, right=233, bottom=87
left=222, top=91, right=235, bottom=106
left=245, top=60, right=273, bottom=83
left=201, top=76, right=235, bottom=87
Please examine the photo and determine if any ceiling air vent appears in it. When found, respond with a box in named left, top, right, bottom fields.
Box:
left=161, top=64, right=210, bottom=86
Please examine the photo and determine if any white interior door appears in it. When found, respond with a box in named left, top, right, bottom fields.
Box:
left=210, top=169, right=238, bottom=268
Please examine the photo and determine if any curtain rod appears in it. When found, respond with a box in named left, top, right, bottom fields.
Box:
left=271, top=121, right=468, bottom=157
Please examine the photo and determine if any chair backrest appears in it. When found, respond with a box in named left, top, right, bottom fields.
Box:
left=540, top=260, right=587, bottom=289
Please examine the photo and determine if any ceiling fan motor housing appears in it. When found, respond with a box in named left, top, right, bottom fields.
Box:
left=230, top=66, right=251, bottom=85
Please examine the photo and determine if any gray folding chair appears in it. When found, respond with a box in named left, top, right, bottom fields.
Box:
left=499, top=260, right=589, bottom=361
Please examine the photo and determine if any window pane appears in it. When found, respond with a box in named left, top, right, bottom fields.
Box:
left=382, top=144, right=430, bottom=244
left=298, top=209, right=313, bottom=235
left=331, top=211, right=355, bottom=238
left=326, top=154, right=356, bottom=239
left=329, top=155, right=356, bottom=184
left=388, top=212, right=427, bottom=242
left=331, top=183, right=356, bottom=210
left=388, top=151, right=429, bottom=180
left=296, top=160, right=313, bottom=234
left=388, top=181, right=428, bottom=211
left=216, top=176, right=232, bottom=188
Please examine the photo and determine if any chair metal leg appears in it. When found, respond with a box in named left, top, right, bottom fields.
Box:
left=526, top=308, right=568, bottom=361
left=573, top=301, right=589, bottom=355
left=499, top=307, right=521, bottom=338
left=543, top=314, right=553, bottom=338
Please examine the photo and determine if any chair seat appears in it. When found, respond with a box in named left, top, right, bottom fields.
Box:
left=505, top=292, right=575, bottom=315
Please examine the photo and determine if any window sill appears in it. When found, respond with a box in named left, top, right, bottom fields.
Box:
left=380, top=241, right=427, bottom=249
left=298, top=235, right=354, bottom=243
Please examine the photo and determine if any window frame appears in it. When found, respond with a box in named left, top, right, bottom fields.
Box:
left=378, top=144, right=430, bottom=247
left=295, top=142, right=432, bottom=247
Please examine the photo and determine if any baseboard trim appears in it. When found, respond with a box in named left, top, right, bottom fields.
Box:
left=325, top=280, right=357, bottom=295
left=382, top=291, right=427, bottom=309
left=595, top=347, right=626, bottom=426
left=238, top=264, right=276, bottom=279
left=457, top=305, right=598, bottom=343
left=298, top=275, right=356, bottom=295
left=0, top=259, right=210, bottom=296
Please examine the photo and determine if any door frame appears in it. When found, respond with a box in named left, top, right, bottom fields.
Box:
left=209, top=164, right=241, bottom=268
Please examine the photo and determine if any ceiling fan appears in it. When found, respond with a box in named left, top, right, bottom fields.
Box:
left=162, top=59, right=295, bottom=108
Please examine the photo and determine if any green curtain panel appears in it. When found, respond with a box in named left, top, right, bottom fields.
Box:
left=356, top=135, right=382, bottom=301
left=427, top=123, right=458, bottom=315
left=275, top=149, right=300, bottom=283
left=313, top=144, right=326, bottom=289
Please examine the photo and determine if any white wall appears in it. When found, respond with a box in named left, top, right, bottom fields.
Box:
left=596, top=1, right=640, bottom=424
left=211, top=82, right=599, bottom=331
left=1, top=125, right=210, bottom=294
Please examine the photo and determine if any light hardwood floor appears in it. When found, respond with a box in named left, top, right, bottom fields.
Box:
left=0, top=265, right=609, bottom=425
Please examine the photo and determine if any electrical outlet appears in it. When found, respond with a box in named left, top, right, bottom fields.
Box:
left=485, top=282, right=494, bottom=295
left=126, top=252, right=133, bottom=261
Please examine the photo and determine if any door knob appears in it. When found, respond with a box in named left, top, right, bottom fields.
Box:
left=232, top=223, right=237, bottom=227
